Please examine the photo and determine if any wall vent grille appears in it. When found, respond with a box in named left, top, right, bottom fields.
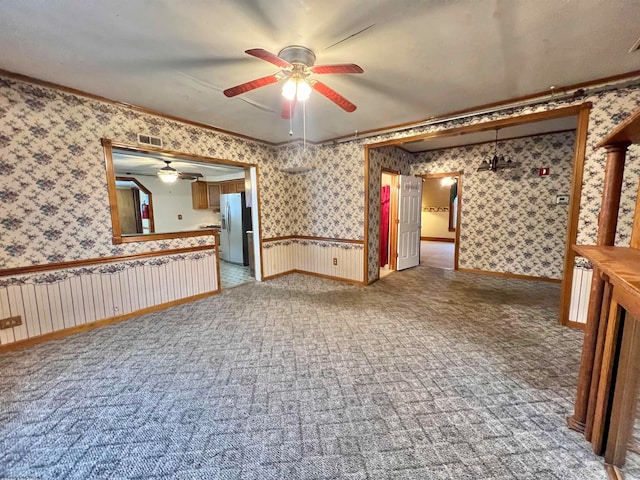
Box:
left=137, top=134, right=163, bottom=148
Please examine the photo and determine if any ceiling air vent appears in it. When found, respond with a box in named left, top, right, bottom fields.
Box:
left=630, top=35, right=640, bottom=53
left=137, top=133, right=163, bottom=148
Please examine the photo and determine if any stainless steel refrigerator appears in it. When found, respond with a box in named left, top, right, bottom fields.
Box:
left=220, top=193, right=252, bottom=265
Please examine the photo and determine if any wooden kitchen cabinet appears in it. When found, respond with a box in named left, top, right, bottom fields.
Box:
left=207, top=183, right=221, bottom=210
left=191, top=180, right=208, bottom=209
left=220, top=180, right=244, bottom=194
left=221, top=182, right=235, bottom=194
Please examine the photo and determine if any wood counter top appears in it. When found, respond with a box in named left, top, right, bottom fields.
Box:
left=573, top=245, right=640, bottom=316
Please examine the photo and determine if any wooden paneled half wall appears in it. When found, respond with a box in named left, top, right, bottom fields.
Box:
left=0, top=248, right=219, bottom=349
left=262, top=237, right=364, bottom=284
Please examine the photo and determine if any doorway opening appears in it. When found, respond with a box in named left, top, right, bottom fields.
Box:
left=109, top=146, right=262, bottom=290
left=380, top=170, right=399, bottom=278
left=364, top=103, right=592, bottom=328
left=419, top=171, right=462, bottom=270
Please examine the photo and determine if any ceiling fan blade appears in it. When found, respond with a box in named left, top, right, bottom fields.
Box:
left=223, top=75, right=280, bottom=97
left=179, top=172, right=203, bottom=179
left=281, top=98, right=297, bottom=119
left=245, top=48, right=291, bottom=69
left=311, top=81, right=357, bottom=112
left=310, top=64, right=364, bottom=74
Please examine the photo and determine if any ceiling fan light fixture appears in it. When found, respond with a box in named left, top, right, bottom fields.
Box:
left=157, top=161, right=179, bottom=183
left=282, top=78, right=312, bottom=102
left=296, top=80, right=312, bottom=101
left=282, top=78, right=297, bottom=100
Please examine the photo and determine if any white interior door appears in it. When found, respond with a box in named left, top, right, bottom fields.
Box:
left=397, top=175, right=422, bottom=270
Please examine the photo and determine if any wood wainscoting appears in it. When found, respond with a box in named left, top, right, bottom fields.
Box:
left=0, top=245, right=220, bottom=351
left=262, top=236, right=365, bottom=284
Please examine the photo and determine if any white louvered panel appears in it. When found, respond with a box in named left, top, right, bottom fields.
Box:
left=283, top=244, right=292, bottom=273
left=117, top=269, right=132, bottom=315
left=170, top=260, right=179, bottom=300
left=109, top=273, right=124, bottom=318
left=127, top=268, right=140, bottom=313
left=290, top=244, right=299, bottom=273
left=21, top=284, right=41, bottom=337
left=144, top=265, right=155, bottom=305
left=0, top=288, right=14, bottom=345
left=57, top=279, right=75, bottom=328
left=334, top=246, right=345, bottom=279
left=320, top=244, right=331, bottom=276
left=176, top=258, right=186, bottom=298
left=178, top=260, right=188, bottom=298
left=301, top=243, right=311, bottom=273
left=6, top=285, right=27, bottom=341
left=195, top=257, right=206, bottom=295
left=190, top=258, right=201, bottom=296
left=100, top=274, right=116, bottom=320
left=159, top=262, right=170, bottom=303
left=569, top=266, right=593, bottom=324
left=185, top=260, right=196, bottom=298
left=91, top=274, right=106, bottom=321
left=206, top=254, right=216, bottom=292
left=80, top=275, right=97, bottom=324
left=168, top=261, right=178, bottom=300
left=210, top=254, right=218, bottom=291
left=262, top=248, right=272, bottom=277
left=47, top=283, right=64, bottom=331
left=68, top=276, right=86, bottom=326
left=34, top=283, right=52, bottom=335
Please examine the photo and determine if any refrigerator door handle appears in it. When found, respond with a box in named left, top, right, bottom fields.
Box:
left=227, top=203, right=231, bottom=232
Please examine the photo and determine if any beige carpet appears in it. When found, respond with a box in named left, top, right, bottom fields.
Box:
left=420, top=240, right=455, bottom=270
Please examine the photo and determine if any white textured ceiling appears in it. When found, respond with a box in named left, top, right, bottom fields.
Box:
left=113, top=150, right=245, bottom=177
left=0, top=0, right=639, bottom=143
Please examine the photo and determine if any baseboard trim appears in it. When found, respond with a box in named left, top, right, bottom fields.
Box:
left=263, top=269, right=365, bottom=286
left=458, top=268, right=562, bottom=283
left=0, top=289, right=220, bottom=354
left=262, top=270, right=296, bottom=281
left=566, top=320, right=586, bottom=331
left=421, top=236, right=455, bottom=243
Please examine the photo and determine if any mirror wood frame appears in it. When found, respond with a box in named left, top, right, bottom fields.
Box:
left=115, top=176, right=156, bottom=234
left=101, top=138, right=258, bottom=245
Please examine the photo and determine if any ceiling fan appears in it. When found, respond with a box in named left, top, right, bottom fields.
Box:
left=118, top=161, right=203, bottom=183
left=156, top=161, right=203, bottom=183
left=223, top=46, right=363, bottom=119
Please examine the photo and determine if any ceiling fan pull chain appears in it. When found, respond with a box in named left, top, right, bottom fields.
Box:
left=289, top=107, right=293, bottom=136
left=303, top=100, right=307, bottom=149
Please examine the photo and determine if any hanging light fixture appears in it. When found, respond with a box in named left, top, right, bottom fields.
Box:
left=157, top=160, right=179, bottom=183
left=477, top=129, right=520, bottom=172
left=440, top=177, right=456, bottom=187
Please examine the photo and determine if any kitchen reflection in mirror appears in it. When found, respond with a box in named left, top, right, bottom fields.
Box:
left=112, top=149, right=249, bottom=236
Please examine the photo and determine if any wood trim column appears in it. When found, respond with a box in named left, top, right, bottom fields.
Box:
left=568, top=142, right=630, bottom=434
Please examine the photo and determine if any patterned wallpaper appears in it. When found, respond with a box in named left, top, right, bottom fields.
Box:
left=0, top=75, right=278, bottom=269
left=272, top=142, right=365, bottom=239
left=2, top=72, right=640, bottom=283
left=411, top=132, right=576, bottom=279
left=367, top=147, right=412, bottom=282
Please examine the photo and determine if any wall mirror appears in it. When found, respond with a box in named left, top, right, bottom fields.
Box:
left=102, top=139, right=251, bottom=244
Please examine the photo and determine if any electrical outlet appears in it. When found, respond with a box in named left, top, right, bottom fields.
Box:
left=332, top=258, right=338, bottom=266
left=0, top=315, right=22, bottom=329
left=178, top=214, right=183, bottom=220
